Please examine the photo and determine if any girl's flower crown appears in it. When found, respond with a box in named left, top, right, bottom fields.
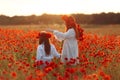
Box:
left=37, top=31, right=52, bottom=39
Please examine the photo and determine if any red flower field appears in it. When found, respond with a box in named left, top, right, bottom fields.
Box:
left=0, top=27, right=120, bottom=80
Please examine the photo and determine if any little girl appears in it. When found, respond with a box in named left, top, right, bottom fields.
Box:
left=36, top=31, right=61, bottom=68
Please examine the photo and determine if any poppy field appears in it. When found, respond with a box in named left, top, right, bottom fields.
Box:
left=0, top=25, right=120, bottom=80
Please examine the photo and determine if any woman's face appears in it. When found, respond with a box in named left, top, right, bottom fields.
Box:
left=65, top=22, right=71, bottom=28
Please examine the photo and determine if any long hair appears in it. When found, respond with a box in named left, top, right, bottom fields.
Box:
left=63, top=15, right=79, bottom=40
left=39, top=33, right=51, bottom=55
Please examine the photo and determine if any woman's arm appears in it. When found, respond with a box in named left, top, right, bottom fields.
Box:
left=53, top=29, right=75, bottom=41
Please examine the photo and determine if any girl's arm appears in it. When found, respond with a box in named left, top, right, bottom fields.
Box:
left=42, top=56, right=53, bottom=61
left=36, top=46, right=42, bottom=61
left=36, top=46, right=53, bottom=61
left=52, top=44, right=61, bottom=58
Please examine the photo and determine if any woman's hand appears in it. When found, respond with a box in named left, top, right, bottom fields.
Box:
left=46, top=28, right=54, bottom=33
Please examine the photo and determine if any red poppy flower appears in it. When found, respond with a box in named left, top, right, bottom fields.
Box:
left=11, top=71, right=17, bottom=78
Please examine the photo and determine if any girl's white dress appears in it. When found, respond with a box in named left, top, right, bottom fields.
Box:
left=53, top=28, right=78, bottom=63
left=36, top=44, right=60, bottom=68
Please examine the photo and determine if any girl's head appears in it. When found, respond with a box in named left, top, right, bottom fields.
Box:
left=38, top=31, right=51, bottom=43
left=38, top=31, right=51, bottom=55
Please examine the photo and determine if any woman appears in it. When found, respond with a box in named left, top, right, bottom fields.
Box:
left=47, top=15, right=83, bottom=65
left=36, top=31, right=61, bottom=68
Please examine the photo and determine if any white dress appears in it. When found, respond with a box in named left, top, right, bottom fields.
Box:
left=53, top=28, right=78, bottom=63
left=36, top=44, right=60, bottom=68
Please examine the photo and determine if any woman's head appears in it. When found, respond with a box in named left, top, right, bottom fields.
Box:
left=62, top=15, right=76, bottom=30
left=62, top=15, right=81, bottom=39
left=38, top=31, right=51, bottom=55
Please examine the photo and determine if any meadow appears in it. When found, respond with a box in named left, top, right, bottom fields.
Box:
left=0, top=24, right=120, bottom=80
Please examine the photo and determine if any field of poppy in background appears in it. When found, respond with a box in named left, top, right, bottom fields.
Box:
left=0, top=24, right=120, bottom=80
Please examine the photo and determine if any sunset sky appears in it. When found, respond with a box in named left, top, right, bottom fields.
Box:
left=0, top=0, right=120, bottom=17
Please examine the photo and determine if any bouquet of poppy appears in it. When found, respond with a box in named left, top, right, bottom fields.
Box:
left=76, top=24, right=84, bottom=41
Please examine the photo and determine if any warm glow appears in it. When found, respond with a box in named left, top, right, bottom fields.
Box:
left=0, top=0, right=120, bottom=16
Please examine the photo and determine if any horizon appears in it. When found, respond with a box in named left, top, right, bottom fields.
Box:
left=0, top=0, right=120, bottom=17
left=0, top=12, right=120, bottom=17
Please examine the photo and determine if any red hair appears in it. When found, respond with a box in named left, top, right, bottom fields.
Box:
left=62, top=15, right=84, bottom=41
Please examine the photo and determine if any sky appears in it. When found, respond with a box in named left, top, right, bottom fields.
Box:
left=0, top=0, right=120, bottom=17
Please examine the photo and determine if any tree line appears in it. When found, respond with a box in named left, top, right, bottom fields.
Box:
left=0, top=12, right=120, bottom=25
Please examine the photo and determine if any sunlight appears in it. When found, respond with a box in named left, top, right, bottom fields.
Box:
left=0, top=0, right=120, bottom=16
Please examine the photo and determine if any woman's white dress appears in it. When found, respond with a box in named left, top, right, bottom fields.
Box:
left=53, top=28, right=78, bottom=63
